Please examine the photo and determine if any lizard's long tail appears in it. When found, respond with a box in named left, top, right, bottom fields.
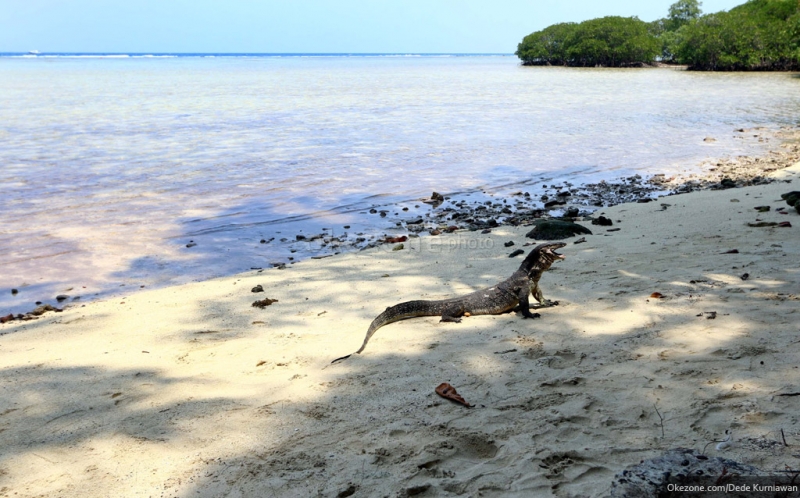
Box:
left=331, top=300, right=449, bottom=363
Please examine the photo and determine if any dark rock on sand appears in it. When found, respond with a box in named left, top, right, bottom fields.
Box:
left=508, top=249, right=524, bottom=258
left=56, top=295, right=69, bottom=303
left=504, top=241, right=515, bottom=247
left=544, top=199, right=566, bottom=208
left=423, top=192, right=445, bottom=205
left=29, top=304, right=62, bottom=316
left=565, top=207, right=580, bottom=218
left=747, top=221, right=791, bottom=227
left=609, top=448, right=766, bottom=497
left=526, top=220, right=592, bottom=240
left=720, top=178, right=736, bottom=189
left=251, top=285, right=264, bottom=293
left=781, top=191, right=800, bottom=206
left=592, top=216, right=613, bottom=226
left=252, top=298, right=278, bottom=309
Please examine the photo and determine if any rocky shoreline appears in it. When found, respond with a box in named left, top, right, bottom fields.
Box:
left=5, top=126, right=799, bottom=321
left=305, top=125, right=800, bottom=254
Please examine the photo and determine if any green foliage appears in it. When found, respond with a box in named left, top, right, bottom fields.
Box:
left=567, top=17, right=661, bottom=67
left=516, top=0, right=800, bottom=70
left=515, top=23, right=578, bottom=66
left=516, top=17, right=659, bottom=67
left=667, top=0, right=703, bottom=30
left=675, top=0, right=800, bottom=70
left=649, top=0, right=703, bottom=61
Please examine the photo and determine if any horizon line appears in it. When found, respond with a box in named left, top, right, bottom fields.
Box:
left=0, top=51, right=515, bottom=56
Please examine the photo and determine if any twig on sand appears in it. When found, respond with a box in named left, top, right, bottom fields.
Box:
left=654, top=403, right=665, bottom=439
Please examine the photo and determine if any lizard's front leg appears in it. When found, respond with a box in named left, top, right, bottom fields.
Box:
left=531, top=283, right=558, bottom=308
left=517, top=290, right=541, bottom=319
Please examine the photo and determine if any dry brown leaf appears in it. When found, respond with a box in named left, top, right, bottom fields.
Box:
left=435, top=383, right=472, bottom=408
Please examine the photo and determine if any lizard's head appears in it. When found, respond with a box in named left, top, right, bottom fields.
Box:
left=521, top=242, right=566, bottom=273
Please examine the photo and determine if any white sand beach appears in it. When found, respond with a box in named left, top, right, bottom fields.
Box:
left=1, top=164, right=799, bottom=497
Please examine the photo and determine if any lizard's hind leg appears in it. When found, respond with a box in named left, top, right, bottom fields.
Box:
left=440, top=304, right=465, bottom=323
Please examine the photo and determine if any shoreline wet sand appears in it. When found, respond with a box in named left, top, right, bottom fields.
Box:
left=4, top=125, right=799, bottom=319
left=1, top=131, right=799, bottom=496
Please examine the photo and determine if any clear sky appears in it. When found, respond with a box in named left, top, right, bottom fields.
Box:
left=1, top=0, right=747, bottom=54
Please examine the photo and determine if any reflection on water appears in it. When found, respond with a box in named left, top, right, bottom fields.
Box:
left=1, top=56, right=799, bottom=313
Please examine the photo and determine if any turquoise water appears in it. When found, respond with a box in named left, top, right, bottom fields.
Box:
left=1, top=55, right=799, bottom=313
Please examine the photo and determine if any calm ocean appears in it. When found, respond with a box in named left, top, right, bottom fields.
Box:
left=1, top=54, right=799, bottom=313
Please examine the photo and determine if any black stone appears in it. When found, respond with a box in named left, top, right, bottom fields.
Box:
left=781, top=191, right=800, bottom=206
left=592, top=216, right=613, bottom=226
left=526, top=220, right=592, bottom=240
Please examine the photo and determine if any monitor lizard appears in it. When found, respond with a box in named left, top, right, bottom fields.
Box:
left=332, top=242, right=566, bottom=363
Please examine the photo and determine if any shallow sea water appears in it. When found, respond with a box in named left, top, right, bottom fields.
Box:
left=1, top=55, right=799, bottom=313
